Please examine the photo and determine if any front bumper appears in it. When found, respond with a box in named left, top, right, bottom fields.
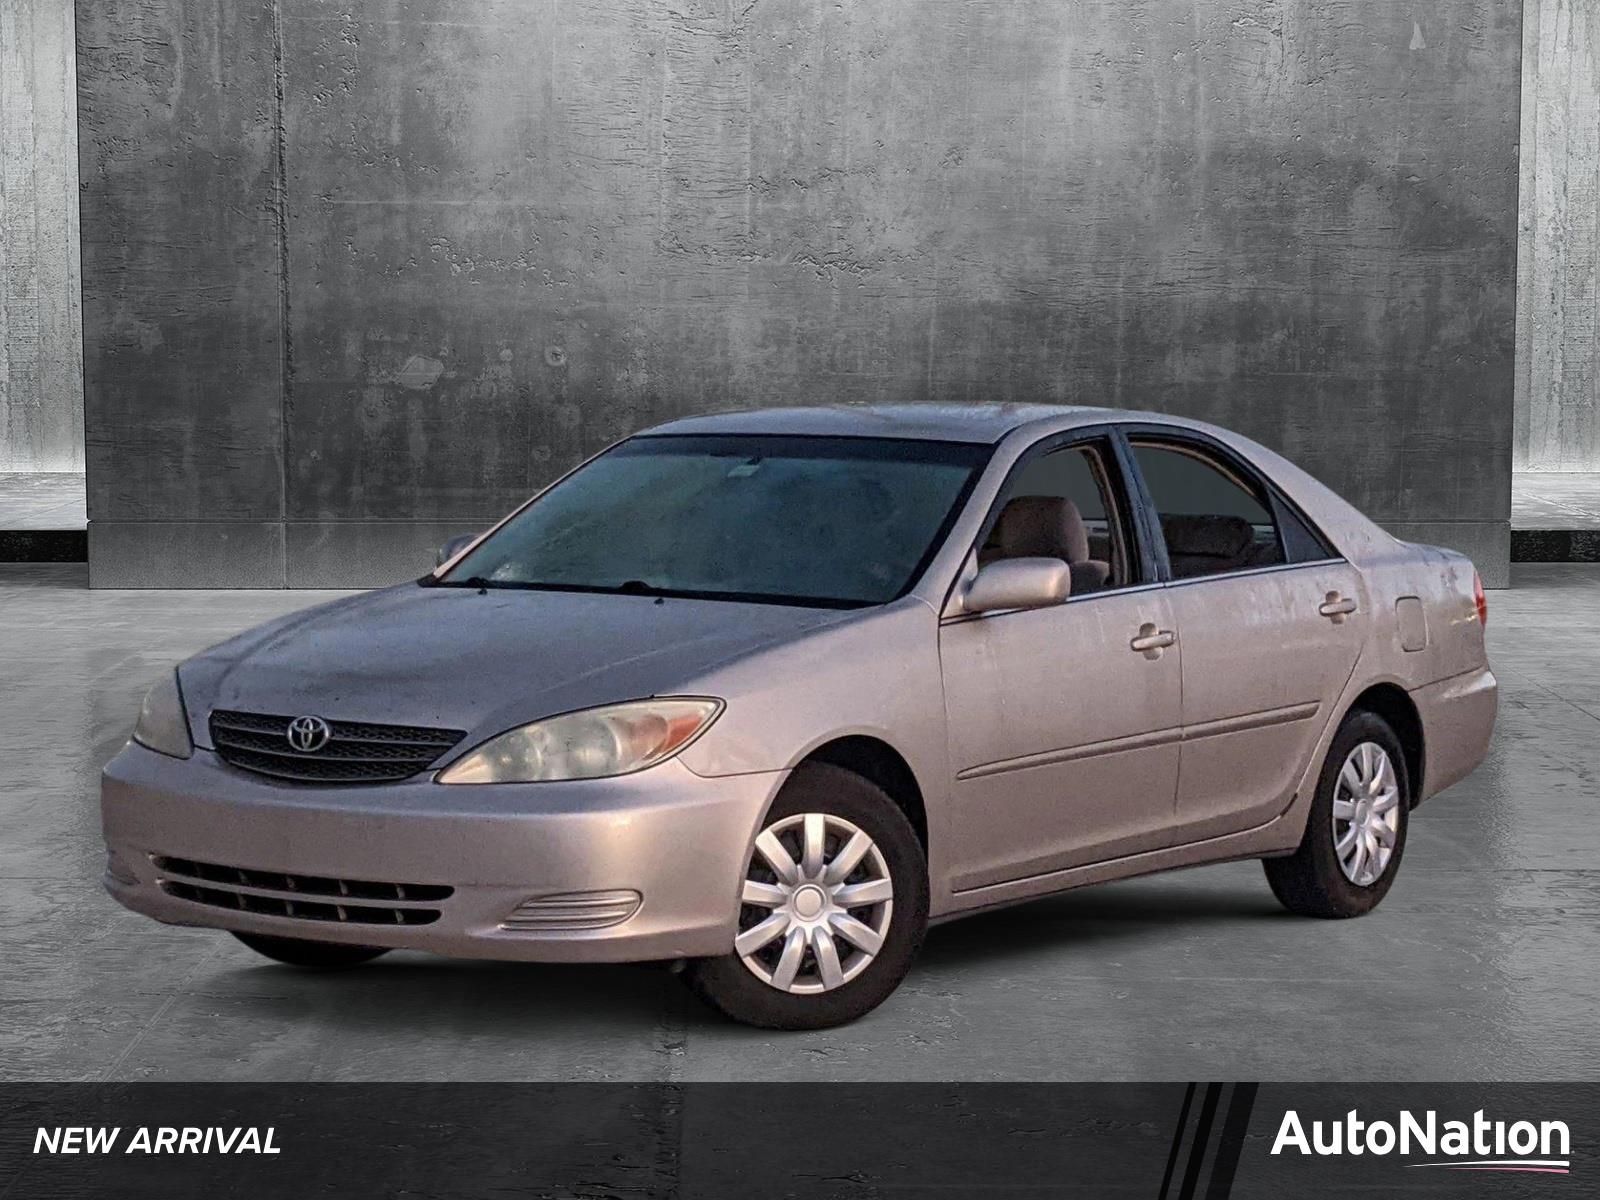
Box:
left=101, top=742, right=785, bottom=962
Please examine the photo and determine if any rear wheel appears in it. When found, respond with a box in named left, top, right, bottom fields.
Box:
left=684, top=763, right=928, bottom=1030
left=232, top=931, right=390, bottom=968
left=1263, top=709, right=1410, bottom=918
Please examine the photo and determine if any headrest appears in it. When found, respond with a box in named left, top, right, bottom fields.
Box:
left=993, top=496, right=1090, bottom=564
left=1160, top=514, right=1253, bottom=559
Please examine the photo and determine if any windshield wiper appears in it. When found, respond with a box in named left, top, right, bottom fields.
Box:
left=425, top=574, right=508, bottom=593
left=424, top=576, right=860, bottom=608
left=425, top=576, right=672, bottom=597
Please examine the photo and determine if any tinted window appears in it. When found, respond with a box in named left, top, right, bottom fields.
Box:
left=1277, top=501, right=1336, bottom=563
left=1130, top=441, right=1286, bottom=580
left=980, top=440, right=1131, bottom=594
left=441, top=435, right=989, bottom=607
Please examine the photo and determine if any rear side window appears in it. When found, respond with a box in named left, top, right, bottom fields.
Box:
left=1129, top=441, right=1286, bottom=580
left=1276, top=501, right=1336, bottom=563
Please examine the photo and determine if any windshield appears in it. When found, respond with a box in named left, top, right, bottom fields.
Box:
left=437, top=434, right=990, bottom=607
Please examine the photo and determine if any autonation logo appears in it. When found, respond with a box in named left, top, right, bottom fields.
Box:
left=1272, top=1108, right=1572, bottom=1175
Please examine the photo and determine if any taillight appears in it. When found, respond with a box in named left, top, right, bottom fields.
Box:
left=1473, top=571, right=1487, bottom=626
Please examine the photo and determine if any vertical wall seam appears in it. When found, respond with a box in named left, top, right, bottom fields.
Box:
left=67, top=0, right=86, bottom=476
left=1513, top=0, right=1538, bottom=470
left=271, top=0, right=291, bottom=584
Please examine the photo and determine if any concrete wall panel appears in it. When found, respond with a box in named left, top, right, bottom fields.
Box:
left=80, top=0, right=1523, bottom=586
left=1515, top=0, right=1600, bottom=472
left=76, top=0, right=284, bottom=527
left=86, top=521, right=285, bottom=589
left=1, top=0, right=83, bottom=472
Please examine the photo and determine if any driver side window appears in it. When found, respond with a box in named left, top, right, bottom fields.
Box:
left=979, top=441, right=1131, bottom=596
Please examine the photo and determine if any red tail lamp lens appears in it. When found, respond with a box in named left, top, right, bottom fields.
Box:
left=1473, top=571, right=1487, bottom=626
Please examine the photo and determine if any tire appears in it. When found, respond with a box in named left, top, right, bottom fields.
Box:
left=232, top=931, right=391, bottom=969
left=1263, top=709, right=1411, bottom=918
left=684, top=762, right=929, bottom=1030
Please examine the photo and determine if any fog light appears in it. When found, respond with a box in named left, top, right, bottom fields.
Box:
left=499, top=890, right=642, bottom=933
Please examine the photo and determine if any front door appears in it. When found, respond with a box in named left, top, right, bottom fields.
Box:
left=939, top=435, right=1183, bottom=893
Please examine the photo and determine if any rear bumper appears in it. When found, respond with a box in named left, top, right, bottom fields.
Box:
left=1411, top=665, right=1498, bottom=804
left=101, top=742, right=785, bottom=962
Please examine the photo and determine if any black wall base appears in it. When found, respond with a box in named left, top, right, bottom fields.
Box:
left=1513, top=528, right=1600, bottom=563
left=0, top=530, right=87, bottom=563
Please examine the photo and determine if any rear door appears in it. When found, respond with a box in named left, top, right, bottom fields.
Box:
left=1124, top=432, right=1367, bottom=844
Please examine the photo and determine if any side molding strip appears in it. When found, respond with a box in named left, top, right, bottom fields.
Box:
left=957, top=701, right=1320, bottom=781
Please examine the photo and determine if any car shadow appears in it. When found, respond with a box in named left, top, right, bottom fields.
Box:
left=916, top=873, right=1290, bottom=972
left=199, top=873, right=1288, bottom=1040
left=209, top=953, right=707, bottom=1034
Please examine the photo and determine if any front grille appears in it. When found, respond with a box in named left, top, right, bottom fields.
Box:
left=154, top=855, right=451, bottom=926
left=209, top=709, right=465, bottom=783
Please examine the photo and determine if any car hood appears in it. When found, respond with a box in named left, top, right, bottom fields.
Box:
left=177, top=583, right=857, bottom=752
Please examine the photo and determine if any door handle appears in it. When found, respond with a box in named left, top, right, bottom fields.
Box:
left=1130, top=623, right=1176, bottom=658
left=1319, top=591, right=1358, bottom=623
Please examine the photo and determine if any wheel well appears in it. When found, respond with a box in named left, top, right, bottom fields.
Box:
left=799, top=736, right=929, bottom=853
left=1349, top=683, right=1425, bottom=803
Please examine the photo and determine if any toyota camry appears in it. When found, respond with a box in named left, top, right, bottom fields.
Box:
left=102, top=404, right=1497, bottom=1028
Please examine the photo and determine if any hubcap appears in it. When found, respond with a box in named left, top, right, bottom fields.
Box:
left=1331, top=741, right=1402, bottom=886
left=735, top=812, right=895, bottom=995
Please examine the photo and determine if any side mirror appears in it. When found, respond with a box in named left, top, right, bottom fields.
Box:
left=436, top=533, right=479, bottom=567
left=961, top=557, right=1071, bottom=615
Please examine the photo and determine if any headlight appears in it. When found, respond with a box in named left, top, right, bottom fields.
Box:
left=436, top=698, right=723, bottom=785
left=132, top=670, right=193, bottom=760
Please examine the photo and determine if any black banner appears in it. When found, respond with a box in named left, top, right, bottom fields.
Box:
left=2, top=1083, right=1593, bottom=1197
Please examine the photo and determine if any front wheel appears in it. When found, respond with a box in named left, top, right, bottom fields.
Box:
left=684, top=763, right=929, bottom=1030
left=1263, top=709, right=1410, bottom=918
left=232, top=931, right=391, bottom=968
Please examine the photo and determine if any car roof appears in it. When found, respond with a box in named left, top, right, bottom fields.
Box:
left=639, top=403, right=1148, bottom=444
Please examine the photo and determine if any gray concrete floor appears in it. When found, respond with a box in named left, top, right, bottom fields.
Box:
left=1513, top=471, right=1600, bottom=529
left=0, top=472, right=87, bottom=530
left=2, top=562, right=1596, bottom=1082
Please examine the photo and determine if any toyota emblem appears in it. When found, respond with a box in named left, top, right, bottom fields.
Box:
left=286, top=715, right=332, bottom=753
